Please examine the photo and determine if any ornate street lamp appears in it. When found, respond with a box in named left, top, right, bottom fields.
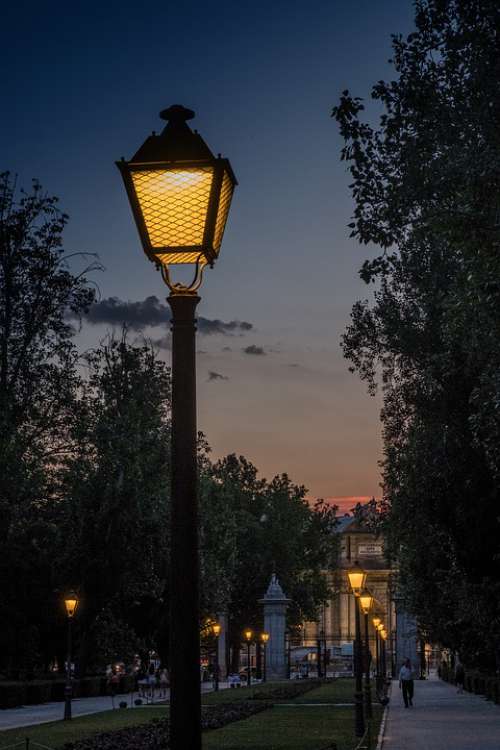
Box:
left=261, top=632, right=270, bottom=682
left=359, top=591, right=373, bottom=719
left=211, top=623, right=221, bottom=692
left=244, top=630, right=253, bottom=687
left=117, top=105, right=236, bottom=750
left=347, top=563, right=366, bottom=737
left=63, top=591, right=79, bottom=721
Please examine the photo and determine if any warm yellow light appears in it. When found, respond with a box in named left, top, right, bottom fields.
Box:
left=261, top=632, right=270, bottom=644
left=347, top=563, right=366, bottom=595
left=244, top=629, right=253, bottom=642
left=64, top=595, right=78, bottom=618
left=380, top=629, right=387, bottom=640
left=377, top=623, right=384, bottom=632
left=372, top=617, right=382, bottom=628
left=359, top=593, right=373, bottom=615
left=131, top=167, right=214, bottom=257
left=212, top=623, right=222, bottom=637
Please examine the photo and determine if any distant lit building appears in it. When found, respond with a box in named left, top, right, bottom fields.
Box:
left=298, top=514, right=402, bottom=674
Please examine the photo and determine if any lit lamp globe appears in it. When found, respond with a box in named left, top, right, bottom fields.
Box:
left=117, top=104, right=237, bottom=293
left=347, top=562, right=367, bottom=597
left=261, top=632, right=270, bottom=644
left=380, top=629, right=387, bottom=640
left=244, top=629, right=253, bottom=642
left=372, top=617, right=382, bottom=629
left=64, top=593, right=79, bottom=619
left=212, top=623, right=222, bottom=637
left=359, top=592, right=373, bottom=615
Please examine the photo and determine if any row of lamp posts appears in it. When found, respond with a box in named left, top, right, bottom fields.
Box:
left=210, top=624, right=269, bottom=690
left=347, top=562, right=389, bottom=738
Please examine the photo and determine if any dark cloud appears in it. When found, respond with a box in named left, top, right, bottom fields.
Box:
left=243, top=345, right=266, bottom=356
left=207, top=371, right=229, bottom=382
left=73, top=296, right=253, bottom=336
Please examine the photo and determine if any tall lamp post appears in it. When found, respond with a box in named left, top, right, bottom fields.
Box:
left=380, top=628, right=387, bottom=679
left=347, top=563, right=366, bottom=738
left=261, top=632, right=269, bottom=682
left=359, top=592, right=373, bottom=719
left=117, top=105, right=237, bottom=750
left=244, top=630, right=253, bottom=687
left=63, top=592, right=79, bottom=721
left=212, top=623, right=221, bottom=692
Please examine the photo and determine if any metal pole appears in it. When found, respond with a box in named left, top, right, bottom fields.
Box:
left=363, top=613, right=372, bottom=719
left=64, top=617, right=72, bottom=720
left=354, top=598, right=365, bottom=737
left=247, top=642, right=251, bottom=687
left=263, top=643, right=267, bottom=682
left=167, top=293, right=201, bottom=750
left=214, top=637, right=219, bottom=692
left=317, top=638, right=322, bottom=678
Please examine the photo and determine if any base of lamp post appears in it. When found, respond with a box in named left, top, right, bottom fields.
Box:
left=63, top=684, right=72, bottom=720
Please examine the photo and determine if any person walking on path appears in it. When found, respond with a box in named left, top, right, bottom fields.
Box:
left=399, top=658, right=415, bottom=708
left=455, top=661, right=465, bottom=694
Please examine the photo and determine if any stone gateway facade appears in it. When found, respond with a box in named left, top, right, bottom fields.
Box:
left=297, top=514, right=415, bottom=676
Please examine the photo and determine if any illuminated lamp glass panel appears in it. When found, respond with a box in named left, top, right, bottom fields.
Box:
left=131, top=167, right=214, bottom=250
left=213, top=169, right=235, bottom=253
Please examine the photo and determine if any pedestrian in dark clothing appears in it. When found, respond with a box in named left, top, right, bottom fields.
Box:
left=399, top=658, right=415, bottom=707
left=455, top=662, right=465, bottom=694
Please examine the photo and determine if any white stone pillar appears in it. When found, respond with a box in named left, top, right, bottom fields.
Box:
left=259, top=574, right=291, bottom=681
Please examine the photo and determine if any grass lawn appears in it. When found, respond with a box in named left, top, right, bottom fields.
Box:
left=0, top=706, right=167, bottom=749
left=0, top=679, right=380, bottom=750
left=203, top=705, right=383, bottom=750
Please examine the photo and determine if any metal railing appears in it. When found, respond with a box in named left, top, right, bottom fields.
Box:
left=0, top=740, right=55, bottom=750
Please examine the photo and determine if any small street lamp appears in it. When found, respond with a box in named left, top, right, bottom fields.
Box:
left=117, top=105, right=236, bottom=750
left=244, top=630, right=253, bottom=687
left=347, top=563, right=366, bottom=738
left=359, top=591, right=373, bottom=719
left=211, top=623, right=221, bottom=692
left=63, top=592, right=79, bottom=721
left=261, top=632, right=269, bottom=682
left=372, top=616, right=381, bottom=687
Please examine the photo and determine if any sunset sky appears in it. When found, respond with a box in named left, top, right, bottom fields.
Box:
left=1, top=0, right=415, bottom=504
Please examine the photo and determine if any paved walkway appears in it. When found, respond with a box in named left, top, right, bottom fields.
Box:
left=382, top=674, right=500, bottom=750
left=0, top=681, right=230, bottom=731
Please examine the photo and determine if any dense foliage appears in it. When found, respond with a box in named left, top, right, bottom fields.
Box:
left=0, top=174, right=339, bottom=677
left=332, top=0, right=500, bottom=667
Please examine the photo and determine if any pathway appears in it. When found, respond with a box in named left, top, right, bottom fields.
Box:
left=0, top=681, right=229, bottom=731
left=382, top=674, right=500, bottom=750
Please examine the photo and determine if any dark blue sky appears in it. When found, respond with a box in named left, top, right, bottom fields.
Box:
left=1, top=0, right=415, bottom=504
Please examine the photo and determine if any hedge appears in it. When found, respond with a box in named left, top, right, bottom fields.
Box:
left=0, top=674, right=137, bottom=709
left=0, top=682, right=26, bottom=709
left=62, top=702, right=271, bottom=750
left=250, top=679, right=321, bottom=701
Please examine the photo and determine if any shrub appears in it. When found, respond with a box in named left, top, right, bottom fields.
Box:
left=250, top=679, right=321, bottom=701
left=79, top=677, right=102, bottom=698
left=120, top=674, right=136, bottom=693
left=62, top=702, right=271, bottom=750
left=0, top=682, right=26, bottom=709
left=50, top=680, right=69, bottom=701
left=134, top=698, right=143, bottom=706
left=24, top=681, right=53, bottom=705
left=119, top=701, right=127, bottom=709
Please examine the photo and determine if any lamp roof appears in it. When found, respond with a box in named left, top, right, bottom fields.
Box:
left=130, top=104, right=216, bottom=164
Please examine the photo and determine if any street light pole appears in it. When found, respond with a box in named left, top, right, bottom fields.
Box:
left=63, top=593, right=78, bottom=721
left=116, top=105, right=236, bottom=750
left=212, top=623, right=221, bottom=692
left=168, top=292, right=201, bottom=748
left=261, top=632, right=269, bottom=683
left=347, top=564, right=366, bottom=738
left=244, top=630, right=253, bottom=687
